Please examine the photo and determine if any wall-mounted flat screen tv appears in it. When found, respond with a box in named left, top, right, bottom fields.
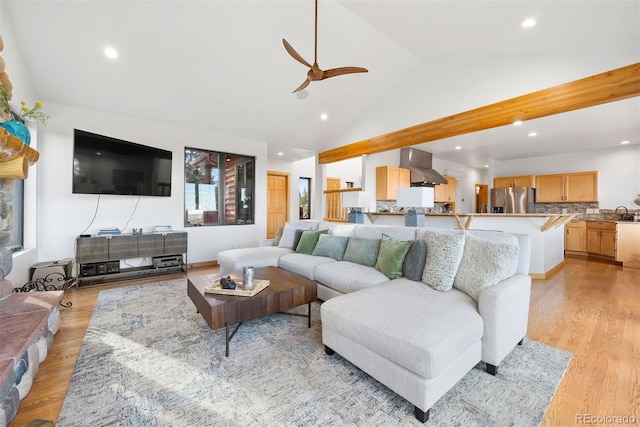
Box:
left=73, top=129, right=172, bottom=197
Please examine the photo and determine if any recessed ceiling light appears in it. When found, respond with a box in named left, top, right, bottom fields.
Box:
left=455, top=146, right=462, bottom=150
left=512, top=120, right=523, bottom=126
left=528, top=132, right=537, bottom=137
left=320, top=113, right=328, bottom=121
left=277, top=151, right=284, bottom=156
left=104, top=46, right=118, bottom=59
left=484, top=164, right=489, bottom=168
left=521, top=18, right=536, bottom=28
left=620, top=140, right=630, bottom=145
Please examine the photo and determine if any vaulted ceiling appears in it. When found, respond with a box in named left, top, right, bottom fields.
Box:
left=2, top=1, right=638, bottom=167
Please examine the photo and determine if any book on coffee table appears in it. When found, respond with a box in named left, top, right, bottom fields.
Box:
left=204, top=278, right=270, bottom=297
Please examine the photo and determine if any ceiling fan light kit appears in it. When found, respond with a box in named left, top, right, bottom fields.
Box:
left=283, top=0, right=368, bottom=93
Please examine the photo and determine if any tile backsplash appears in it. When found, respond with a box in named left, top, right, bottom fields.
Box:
left=536, top=202, right=639, bottom=221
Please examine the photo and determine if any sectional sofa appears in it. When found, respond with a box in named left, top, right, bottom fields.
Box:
left=217, top=220, right=532, bottom=422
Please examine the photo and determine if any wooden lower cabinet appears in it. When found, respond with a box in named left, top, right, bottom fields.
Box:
left=586, top=222, right=616, bottom=258
left=616, top=223, right=640, bottom=268
left=565, top=220, right=586, bottom=252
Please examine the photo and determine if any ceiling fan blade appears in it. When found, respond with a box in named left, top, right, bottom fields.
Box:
left=293, top=78, right=311, bottom=93
left=322, top=67, right=369, bottom=79
left=282, top=39, right=312, bottom=68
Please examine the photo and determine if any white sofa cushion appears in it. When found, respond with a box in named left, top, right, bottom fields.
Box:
left=217, top=246, right=292, bottom=273
left=314, top=261, right=389, bottom=294
left=355, top=225, right=416, bottom=241
left=278, top=253, right=336, bottom=280
left=454, top=233, right=520, bottom=300
left=319, top=222, right=358, bottom=237
left=321, top=279, right=483, bottom=379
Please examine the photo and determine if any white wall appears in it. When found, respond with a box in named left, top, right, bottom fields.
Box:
left=491, top=144, right=640, bottom=209
left=35, top=103, right=269, bottom=271
left=267, top=156, right=317, bottom=222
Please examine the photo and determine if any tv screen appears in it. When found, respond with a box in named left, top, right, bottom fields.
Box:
left=73, top=129, right=172, bottom=197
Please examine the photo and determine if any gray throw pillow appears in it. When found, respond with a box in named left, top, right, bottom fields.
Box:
left=278, top=222, right=312, bottom=249
left=312, top=234, right=349, bottom=260
left=453, top=233, right=520, bottom=301
left=272, top=226, right=284, bottom=246
left=343, top=237, right=381, bottom=267
left=403, top=240, right=427, bottom=281
left=421, top=229, right=465, bottom=292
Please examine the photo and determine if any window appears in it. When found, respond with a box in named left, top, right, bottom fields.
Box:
left=184, top=148, right=255, bottom=226
left=0, top=178, right=23, bottom=252
left=299, top=177, right=311, bottom=219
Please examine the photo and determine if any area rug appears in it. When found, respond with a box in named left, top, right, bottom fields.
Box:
left=57, top=280, right=571, bottom=426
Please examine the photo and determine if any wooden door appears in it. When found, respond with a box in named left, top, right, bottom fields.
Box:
left=267, top=172, right=289, bottom=238
left=565, top=171, right=598, bottom=202
left=475, top=184, right=489, bottom=213
left=326, top=177, right=342, bottom=219
left=535, top=174, right=565, bottom=202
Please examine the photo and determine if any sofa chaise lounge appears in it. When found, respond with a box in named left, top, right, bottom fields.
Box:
left=217, top=220, right=531, bottom=422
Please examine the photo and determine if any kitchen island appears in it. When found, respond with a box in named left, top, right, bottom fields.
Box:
left=364, top=212, right=576, bottom=278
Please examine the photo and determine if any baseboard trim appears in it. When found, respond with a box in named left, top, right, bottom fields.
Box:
left=187, top=260, right=219, bottom=270
left=530, top=259, right=565, bottom=280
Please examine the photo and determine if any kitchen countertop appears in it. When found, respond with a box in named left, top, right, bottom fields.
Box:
left=366, top=212, right=577, bottom=231
left=369, top=212, right=568, bottom=217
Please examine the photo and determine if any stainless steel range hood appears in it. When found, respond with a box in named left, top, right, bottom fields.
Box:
left=399, top=148, right=448, bottom=186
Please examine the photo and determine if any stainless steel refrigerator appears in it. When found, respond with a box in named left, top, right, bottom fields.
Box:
left=490, top=187, right=536, bottom=213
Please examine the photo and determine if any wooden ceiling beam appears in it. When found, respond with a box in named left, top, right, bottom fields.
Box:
left=318, top=62, right=640, bottom=164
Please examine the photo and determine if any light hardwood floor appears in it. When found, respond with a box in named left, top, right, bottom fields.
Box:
left=9, top=256, right=640, bottom=426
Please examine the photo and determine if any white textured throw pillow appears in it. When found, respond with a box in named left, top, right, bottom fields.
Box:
left=421, top=229, right=466, bottom=292
left=453, top=233, right=520, bottom=301
left=278, top=222, right=312, bottom=249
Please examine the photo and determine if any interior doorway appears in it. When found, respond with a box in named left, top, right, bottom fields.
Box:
left=475, top=184, right=489, bottom=213
left=267, top=171, right=290, bottom=238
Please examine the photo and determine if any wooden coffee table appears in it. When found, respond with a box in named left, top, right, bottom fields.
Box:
left=187, top=266, right=317, bottom=356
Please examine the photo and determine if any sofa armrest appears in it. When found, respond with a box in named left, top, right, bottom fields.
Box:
left=260, top=239, right=275, bottom=247
left=478, top=274, right=531, bottom=366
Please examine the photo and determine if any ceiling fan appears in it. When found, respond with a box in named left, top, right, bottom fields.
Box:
left=283, top=0, right=368, bottom=93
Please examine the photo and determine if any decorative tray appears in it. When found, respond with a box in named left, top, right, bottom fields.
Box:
left=204, top=278, right=270, bottom=297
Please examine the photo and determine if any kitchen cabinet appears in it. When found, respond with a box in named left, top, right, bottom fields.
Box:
left=493, top=175, right=535, bottom=188
left=565, top=220, right=586, bottom=252
left=616, top=223, right=640, bottom=268
left=535, top=171, right=598, bottom=202
left=586, top=221, right=616, bottom=258
left=376, top=166, right=410, bottom=200
left=434, top=175, right=456, bottom=211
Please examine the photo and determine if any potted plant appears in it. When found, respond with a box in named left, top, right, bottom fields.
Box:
left=0, top=81, right=49, bottom=145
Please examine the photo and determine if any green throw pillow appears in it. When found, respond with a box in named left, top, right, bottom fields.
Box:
left=375, top=234, right=412, bottom=279
left=296, top=229, right=329, bottom=254
left=343, top=237, right=381, bottom=267
left=312, top=234, right=349, bottom=260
